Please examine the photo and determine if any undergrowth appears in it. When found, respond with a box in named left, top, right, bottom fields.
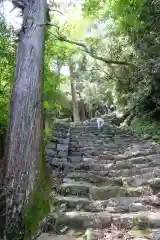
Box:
left=128, top=116, right=160, bottom=142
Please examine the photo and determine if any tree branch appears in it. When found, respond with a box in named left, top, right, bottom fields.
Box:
left=55, top=35, right=135, bottom=66
left=51, top=9, right=65, bottom=16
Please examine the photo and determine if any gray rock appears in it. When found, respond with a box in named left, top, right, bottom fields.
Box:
left=90, top=186, right=127, bottom=200
left=57, top=144, right=68, bottom=151
left=45, top=149, right=57, bottom=157
left=62, top=138, right=70, bottom=144
left=58, top=182, right=92, bottom=197
left=58, top=151, right=68, bottom=158
left=46, top=142, right=56, bottom=150
left=54, top=211, right=111, bottom=229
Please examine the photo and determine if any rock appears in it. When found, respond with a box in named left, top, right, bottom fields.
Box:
left=36, top=233, right=79, bottom=240
left=89, top=186, right=127, bottom=200
left=58, top=182, right=92, bottom=197
left=45, top=149, right=57, bottom=157
left=66, top=172, right=105, bottom=183
left=133, top=238, right=149, bottom=240
left=68, top=156, right=82, bottom=163
left=151, top=229, right=160, bottom=240
left=58, top=151, right=68, bottom=158
left=109, top=161, right=133, bottom=170
left=53, top=196, right=91, bottom=210
left=123, top=172, right=160, bottom=187
left=62, top=138, right=70, bottom=144
left=46, top=142, right=56, bottom=150
left=54, top=211, right=111, bottom=229
left=57, top=144, right=68, bottom=151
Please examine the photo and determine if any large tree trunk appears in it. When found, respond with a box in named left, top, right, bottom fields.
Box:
left=4, top=0, right=46, bottom=238
left=69, top=65, right=80, bottom=123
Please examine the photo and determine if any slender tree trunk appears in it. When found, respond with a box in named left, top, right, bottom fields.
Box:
left=70, top=79, right=80, bottom=122
left=79, top=99, right=86, bottom=121
left=4, top=0, right=47, bottom=238
left=69, top=65, right=80, bottom=123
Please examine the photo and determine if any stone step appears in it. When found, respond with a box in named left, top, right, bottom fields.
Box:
left=63, top=167, right=160, bottom=185
left=68, top=156, right=82, bottom=163
left=36, top=233, right=81, bottom=240
left=89, top=185, right=153, bottom=200
left=50, top=211, right=160, bottom=230
left=123, top=172, right=160, bottom=188
left=57, top=182, right=153, bottom=199
left=125, top=228, right=160, bottom=239
left=116, top=151, right=160, bottom=161
left=108, top=166, right=159, bottom=178
left=64, top=161, right=158, bottom=174
left=65, top=172, right=122, bottom=185
left=79, top=227, right=160, bottom=240
left=80, top=156, right=159, bottom=168
left=57, top=181, right=92, bottom=197
left=52, top=195, right=152, bottom=213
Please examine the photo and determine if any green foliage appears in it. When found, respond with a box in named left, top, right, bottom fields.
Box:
left=0, top=16, right=15, bottom=133
left=129, top=117, right=160, bottom=141
left=81, top=0, right=160, bottom=120
left=82, top=0, right=105, bottom=18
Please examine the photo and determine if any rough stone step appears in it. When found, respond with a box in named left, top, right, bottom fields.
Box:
left=68, top=156, right=82, bottom=163
left=127, top=228, right=160, bottom=239
left=36, top=233, right=82, bottom=240
left=123, top=173, right=160, bottom=188
left=53, top=195, right=151, bottom=213
left=50, top=211, right=160, bottom=230
left=65, top=172, right=122, bottom=185
left=108, top=166, right=159, bottom=178
left=80, top=157, right=159, bottom=169
left=105, top=155, right=160, bottom=165
left=57, top=181, right=92, bottom=197
left=89, top=185, right=153, bottom=200
left=116, top=151, right=160, bottom=161
left=39, top=223, right=160, bottom=239
left=57, top=182, right=153, bottom=199
left=64, top=161, right=158, bottom=174
left=81, top=227, right=160, bottom=240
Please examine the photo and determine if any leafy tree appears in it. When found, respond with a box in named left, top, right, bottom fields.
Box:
left=0, top=16, right=15, bottom=134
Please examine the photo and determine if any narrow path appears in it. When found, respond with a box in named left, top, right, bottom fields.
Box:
left=41, top=116, right=160, bottom=240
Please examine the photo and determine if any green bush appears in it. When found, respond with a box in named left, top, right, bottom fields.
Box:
left=129, top=117, right=160, bottom=142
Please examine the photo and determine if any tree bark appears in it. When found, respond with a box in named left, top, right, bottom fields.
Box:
left=79, top=99, right=86, bottom=121
left=69, top=65, right=80, bottom=123
left=4, top=0, right=47, bottom=238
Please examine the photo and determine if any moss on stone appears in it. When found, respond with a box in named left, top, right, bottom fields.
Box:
left=132, top=216, right=149, bottom=230
left=102, top=178, right=122, bottom=186
left=129, top=228, right=150, bottom=238
left=22, top=153, right=51, bottom=237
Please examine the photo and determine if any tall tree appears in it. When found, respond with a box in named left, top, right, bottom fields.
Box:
left=4, top=0, right=47, bottom=238
left=69, top=63, right=80, bottom=122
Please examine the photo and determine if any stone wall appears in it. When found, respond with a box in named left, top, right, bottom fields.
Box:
left=45, top=123, right=70, bottom=177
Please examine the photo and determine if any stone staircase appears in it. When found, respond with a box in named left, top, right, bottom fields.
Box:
left=39, top=116, right=160, bottom=240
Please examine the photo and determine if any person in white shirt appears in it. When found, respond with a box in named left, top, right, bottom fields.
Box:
left=95, top=111, right=104, bottom=129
